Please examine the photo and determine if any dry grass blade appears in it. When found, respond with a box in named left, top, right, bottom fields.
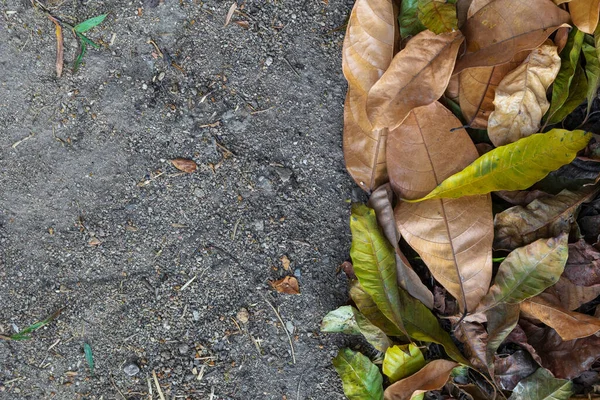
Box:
left=224, top=2, right=237, bottom=27
left=48, top=16, right=64, bottom=78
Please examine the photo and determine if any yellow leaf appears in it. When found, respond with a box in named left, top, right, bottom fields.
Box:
left=406, top=129, right=592, bottom=202
left=487, top=43, right=561, bottom=146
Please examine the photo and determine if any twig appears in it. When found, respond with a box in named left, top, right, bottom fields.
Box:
left=283, top=57, right=301, bottom=77
left=152, top=370, right=166, bottom=400
left=179, top=275, right=196, bottom=291
left=262, top=295, right=296, bottom=364
left=110, top=375, right=127, bottom=400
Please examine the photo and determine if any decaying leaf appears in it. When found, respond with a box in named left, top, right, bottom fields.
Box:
left=495, top=350, right=539, bottom=391
left=563, top=239, right=600, bottom=286
left=367, top=30, right=464, bottom=130
left=546, top=276, right=600, bottom=310
left=350, top=204, right=410, bottom=338
left=171, top=158, right=197, bottom=173
left=521, top=293, right=600, bottom=340
left=416, top=0, right=458, bottom=34
left=478, top=234, right=568, bottom=311
left=459, top=51, right=529, bottom=129
left=406, top=129, right=592, bottom=202
left=522, top=319, right=600, bottom=379
left=269, top=276, right=300, bottom=294
left=321, top=306, right=393, bottom=352
left=389, top=102, right=493, bottom=312
left=546, top=28, right=585, bottom=124
left=383, top=359, right=458, bottom=400
left=48, top=16, right=64, bottom=78
left=487, top=43, right=561, bottom=146
left=454, top=321, right=488, bottom=371
left=485, top=303, right=520, bottom=376
left=368, top=184, right=434, bottom=308
left=333, top=348, right=384, bottom=400
left=568, top=0, right=600, bottom=34
left=342, top=0, right=396, bottom=191
left=494, top=187, right=598, bottom=250
left=454, top=0, right=570, bottom=73
left=508, top=367, right=573, bottom=400
left=494, top=190, right=550, bottom=206
left=280, top=255, right=290, bottom=271
left=383, top=344, right=426, bottom=383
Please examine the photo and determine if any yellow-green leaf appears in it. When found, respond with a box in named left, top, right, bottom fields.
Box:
left=383, top=344, right=426, bottom=383
left=417, top=0, right=458, bottom=34
left=404, top=129, right=592, bottom=202
left=583, top=38, right=600, bottom=118
left=546, top=28, right=585, bottom=124
left=333, top=348, right=384, bottom=400
left=321, top=306, right=393, bottom=352
left=399, top=0, right=427, bottom=39
left=349, top=280, right=406, bottom=338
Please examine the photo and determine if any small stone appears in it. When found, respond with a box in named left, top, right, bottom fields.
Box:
left=142, top=83, right=148, bottom=90
left=236, top=308, right=249, bottom=324
left=178, top=343, right=189, bottom=355
left=275, top=167, right=293, bottom=182
left=265, top=57, right=273, bottom=67
left=193, top=310, right=200, bottom=321
left=123, top=362, right=140, bottom=376
left=285, top=321, right=295, bottom=335
left=158, top=71, right=165, bottom=81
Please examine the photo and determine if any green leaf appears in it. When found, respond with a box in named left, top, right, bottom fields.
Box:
left=509, top=367, right=573, bottom=400
left=8, top=309, right=61, bottom=341
left=350, top=204, right=410, bottom=339
left=84, top=342, right=94, bottom=375
left=383, top=344, right=426, bottom=383
left=548, top=64, right=588, bottom=123
left=583, top=38, right=600, bottom=118
left=417, top=0, right=458, bottom=34
left=73, top=38, right=87, bottom=72
left=478, top=233, right=568, bottom=311
left=321, top=306, right=393, bottom=352
left=405, top=129, right=592, bottom=202
left=349, top=281, right=406, bottom=338
left=74, top=14, right=108, bottom=33
left=485, top=303, right=520, bottom=377
left=333, top=348, right=384, bottom=400
left=399, top=0, right=427, bottom=39
left=546, top=27, right=585, bottom=124
left=78, top=32, right=101, bottom=49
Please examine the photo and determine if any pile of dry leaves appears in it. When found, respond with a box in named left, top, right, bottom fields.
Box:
left=321, top=0, right=600, bottom=399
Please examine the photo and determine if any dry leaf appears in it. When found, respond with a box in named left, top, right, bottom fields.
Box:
left=49, top=16, right=64, bottom=78
left=342, top=0, right=396, bottom=191
left=269, top=276, right=300, bottom=295
left=224, top=2, right=237, bottom=26
left=568, top=0, right=600, bottom=34
left=563, top=240, right=600, bottom=286
left=504, top=324, right=544, bottom=366
left=521, top=293, right=600, bottom=340
left=389, top=102, right=493, bottom=312
left=459, top=51, right=529, bottom=128
left=554, top=26, right=570, bottom=53
left=171, top=158, right=197, bottom=173
left=383, top=359, right=458, bottom=400
left=367, top=30, right=464, bottom=130
left=445, top=74, right=460, bottom=103
left=454, top=0, right=570, bottom=73
left=88, top=237, right=101, bottom=246
left=487, top=43, right=561, bottom=146
left=493, top=190, right=550, bottom=206
left=546, top=276, right=600, bottom=310
left=280, top=255, right=290, bottom=271
left=494, top=350, right=539, bottom=391
left=454, top=321, right=488, bottom=371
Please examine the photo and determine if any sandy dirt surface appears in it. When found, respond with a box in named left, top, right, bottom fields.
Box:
left=0, top=1, right=362, bottom=398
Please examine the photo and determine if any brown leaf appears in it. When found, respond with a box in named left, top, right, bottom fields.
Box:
left=494, top=350, right=539, bottom=391
left=569, top=0, right=600, bottom=34
left=486, top=303, right=520, bottom=376
left=342, top=0, right=396, bottom=191
left=454, top=0, right=570, bottom=73
left=49, top=16, right=64, bottom=78
left=504, top=324, right=544, bottom=366
left=338, top=260, right=357, bottom=280
left=445, top=74, right=460, bottom=103
left=521, top=319, right=600, bottom=379
left=389, top=102, right=493, bottom=312
left=88, top=237, right=101, bottom=246
left=554, top=26, right=570, bottom=53
left=454, top=321, right=488, bottom=371
left=269, top=276, right=300, bottom=295
left=546, top=276, right=600, bottom=310
left=171, top=158, right=197, bottom=173
left=456, top=0, right=473, bottom=27
left=564, top=240, right=600, bottom=286
left=368, top=184, right=434, bottom=308
left=383, top=359, right=458, bottom=400
left=521, top=293, right=600, bottom=340
left=459, top=51, right=529, bottom=129
left=224, top=2, right=237, bottom=26
left=280, top=255, right=290, bottom=271
left=493, top=190, right=550, bottom=206
left=487, top=43, right=561, bottom=146
left=494, top=187, right=598, bottom=250
left=367, top=30, right=464, bottom=130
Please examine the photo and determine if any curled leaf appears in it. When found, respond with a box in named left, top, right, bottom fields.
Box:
left=269, top=276, right=300, bottom=294
left=454, top=0, right=570, bottom=73
left=383, top=344, right=426, bottom=383
left=487, top=43, right=561, bottom=146
left=367, top=30, right=464, bottom=130
left=406, top=129, right=592, bottom=202
left=384, top=359, right=458, bottom=400
left=333, top=348, right=384, bottom=400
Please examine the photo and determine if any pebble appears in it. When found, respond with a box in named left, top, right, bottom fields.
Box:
left=123, top=362, right=140, bottom=376
left=265, top=56, right=273, bottom=67
left=236, top=308, right=249, bottom=324
left=193, top=310, right=200, bottom=321
left=178, top=343, right=189, bottom=355
left=275, top=167, right=293, bottom=182
left=286, top=320, right=295, bottom=335
left=142, top=83, right=148, bottom=90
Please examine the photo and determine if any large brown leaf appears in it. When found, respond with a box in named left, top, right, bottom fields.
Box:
left=389, top=102, right=493, bottom=312
left=454, top=321, right=488, bottom=371
left=342, top=0, right=396, bottom=191
left=563, top=239, right=600, bottom=286
left=521, top=293, right=600, bottom=340
left=454, top=0, right=570, bottom=74
left=487, top=43, right=561, bottom=146
left=521, top=319, right=600, bottom=379
left=569, top=0, right=600, bottom=34
left=494, top=187, right=598, bottom=250
left=368, top=185, right=434, bottom=308
left=367, top=30, right=464, bottom=130
left=546, top=276, right=600, bottom=310
left=383, top=359, right=458, bottom=400
left=459, top=52, right=529, bottom=129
